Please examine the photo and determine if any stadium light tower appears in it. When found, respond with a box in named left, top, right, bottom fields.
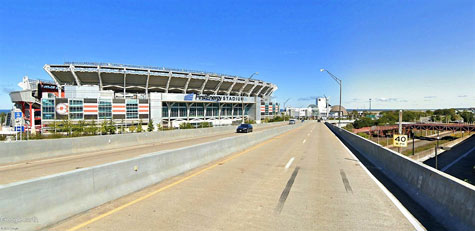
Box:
left=320, top=69, right=342, bottom=127
left=243, top=72, right=259, bottom=123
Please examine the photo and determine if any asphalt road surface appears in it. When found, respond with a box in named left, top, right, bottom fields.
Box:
left=50, top=122, right=420, bottom=231
left=424, top=135, right=475, bottom=184
left=0, top=124, right=284, bottom=185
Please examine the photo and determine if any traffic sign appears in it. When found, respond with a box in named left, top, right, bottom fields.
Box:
left=393, top=135, right=408, bottom=147
left=14, top=112, right=22, bottom=119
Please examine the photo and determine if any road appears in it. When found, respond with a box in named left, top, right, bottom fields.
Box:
left=0, top=124, right=284, bottom=185
left=50, top=122, right=419, bottom=231
left=424, top=135, right=475, bottom=184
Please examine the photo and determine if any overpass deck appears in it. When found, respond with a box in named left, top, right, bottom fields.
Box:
left=51, top=122, right=420, bottom=231
left=353, top=123, right=475, bottom=134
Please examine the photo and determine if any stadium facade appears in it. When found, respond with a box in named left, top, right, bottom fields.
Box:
left=7, top=62, right=280, bottom=133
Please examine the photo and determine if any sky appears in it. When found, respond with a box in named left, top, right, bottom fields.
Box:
left=0, top=0, right=474, bottom=109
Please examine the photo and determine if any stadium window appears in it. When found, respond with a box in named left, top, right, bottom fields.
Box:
left=126, top=99, right=138, bottom=119
left=196, top=103, right=204, bottom=117
left=99, top=100, right=112, bottom=119
left=42, top=98, right=55, bottom=120
left=171, top=104, right=179, bottom=117
left=69, top=99, right=84, bottom=120
left=162, top=104, right=168, bottom=117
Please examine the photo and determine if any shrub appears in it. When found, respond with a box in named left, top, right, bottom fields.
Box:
left=357, top=132, right=369, bottom=139
left=147, top=119, right=154, bottom=132
left=137, top=120, right=143, bottom=133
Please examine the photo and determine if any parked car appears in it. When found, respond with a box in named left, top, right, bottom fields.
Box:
left=236, top=124, right=253, bottom=133
left=289, top=119, right=296, bottom=125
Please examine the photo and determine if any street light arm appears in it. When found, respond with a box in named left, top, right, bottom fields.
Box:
left=249, top=72, right=259, bottom=80
left=321, top=69, right=341, bottom=85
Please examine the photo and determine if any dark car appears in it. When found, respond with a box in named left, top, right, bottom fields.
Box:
left=236, top=124, right=253, bottom=133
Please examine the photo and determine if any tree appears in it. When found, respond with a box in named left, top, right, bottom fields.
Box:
left=459, top=111, right=474, bottom=123
left=100, top=120, right=108, bottom=134
left=147, top=119, right=154, bottom=132
left=107, top=119, right=116, bottom=134
left=137, top=120, right=143, bottom=133
left=353, top=117, right=375, bottom=129
left=129, top=124, right=136, bottom=133
left=85, top=120, right=98, bottom=135
left=75, top=120, right=86, bottom=135
left=0, top=112, right=5, bottom=124
left=120, top=119, right=125, bottom=134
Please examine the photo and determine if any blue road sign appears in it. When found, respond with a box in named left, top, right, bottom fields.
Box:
left=15, top=112, right=22, bottom=119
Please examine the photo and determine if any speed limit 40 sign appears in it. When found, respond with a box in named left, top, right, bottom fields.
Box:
left=393, top=135, right=408, bottom=147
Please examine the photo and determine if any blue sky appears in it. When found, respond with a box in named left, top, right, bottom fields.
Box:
left=0, top=0, right=473, bottom=109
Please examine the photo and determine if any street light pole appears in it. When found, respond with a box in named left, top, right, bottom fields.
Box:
left=320, top=69, right=342, bottom=127
left=283, top=98, right=290, bottom=121
left=242, top=72, right=258, bottom=124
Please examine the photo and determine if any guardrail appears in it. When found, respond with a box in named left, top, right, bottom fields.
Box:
left=0, top=122, right=286, bottom=165
left=326, top=123, right=475, bottom=231
left=0, top=123, right=299, bottom=230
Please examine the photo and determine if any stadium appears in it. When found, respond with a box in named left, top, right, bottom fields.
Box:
left=7, top=62, right=280, bottom=133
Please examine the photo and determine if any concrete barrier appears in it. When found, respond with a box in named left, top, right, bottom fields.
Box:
left=326, top=123, right=475, bottom=231
left=0, top=122, right=286, bottom=165
left=0, top=123, right=299, bottom=230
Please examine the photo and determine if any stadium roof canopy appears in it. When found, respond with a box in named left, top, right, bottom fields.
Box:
left=44, top=62, right=277, bottom=97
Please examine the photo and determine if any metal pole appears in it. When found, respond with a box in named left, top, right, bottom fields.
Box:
left=242, top=98, right=244, bottom=124
left=398, top=110, right=403, bottom=134
left=435, top=130, right=440, bottom=170
left=339, top=81, right=342, bottom=128
left=412, top=131, right=415, bottom=155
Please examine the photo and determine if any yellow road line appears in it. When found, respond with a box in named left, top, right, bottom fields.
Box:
left=68, top=126, right=302, bottom=231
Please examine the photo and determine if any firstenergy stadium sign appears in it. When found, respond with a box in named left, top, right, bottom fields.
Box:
left=162, top=94, right=255, bottom=103
left=194, top=94, right=245, bottom=102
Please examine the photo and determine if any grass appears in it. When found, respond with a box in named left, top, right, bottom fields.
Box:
left=401, top=132, right=464, bottom=155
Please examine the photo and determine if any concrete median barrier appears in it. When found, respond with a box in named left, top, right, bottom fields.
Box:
left=0, top=122, right=286, bottom=165
left=0, top=123, right=299, bottom=230
left=326, top=123, right=475, bottom=231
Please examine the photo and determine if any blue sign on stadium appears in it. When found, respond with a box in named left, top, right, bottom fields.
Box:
left=184, top=94, right=195, bottom=101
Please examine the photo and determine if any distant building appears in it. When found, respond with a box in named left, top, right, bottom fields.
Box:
left=329, top=105, right=348, bottom=118
left=316, top=97, right=330, bottom=118
left=285, top=106, right=318, bottom=119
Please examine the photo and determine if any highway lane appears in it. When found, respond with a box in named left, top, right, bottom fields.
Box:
left=51, top=122, right=419, bottom=231
left=424, top=135, right=475, bottom=183
left=0, top=123, right=284, bottom=185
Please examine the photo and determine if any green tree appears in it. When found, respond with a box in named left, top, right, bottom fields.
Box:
left=129, top=124, right=136, bottom=133
left=147, top=119, right=154, bottom=132
left=120, top=119, right=125, bottom=134
left=107, top=119, right=116, bottom=134
left=0, top=112, right=5, bottom=124
left=459, top=111, right=474, bottom=123
left=100, top=120, right=108, bottom=134
left=85, top=120, right=98, bottom=135
left=137, top=120, right=143, bottom=133
left=353, top=117, right=375, bottom=129
left=62, top=119, right=73, bottom=136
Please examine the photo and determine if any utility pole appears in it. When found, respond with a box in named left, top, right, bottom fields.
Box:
left=369, top=98, right=372, bottom=115
left=435, top=130, right=440, bottom=170
left=412, top=130, right=415, bottom=155
left=398, top=110, right=402, bottom=153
